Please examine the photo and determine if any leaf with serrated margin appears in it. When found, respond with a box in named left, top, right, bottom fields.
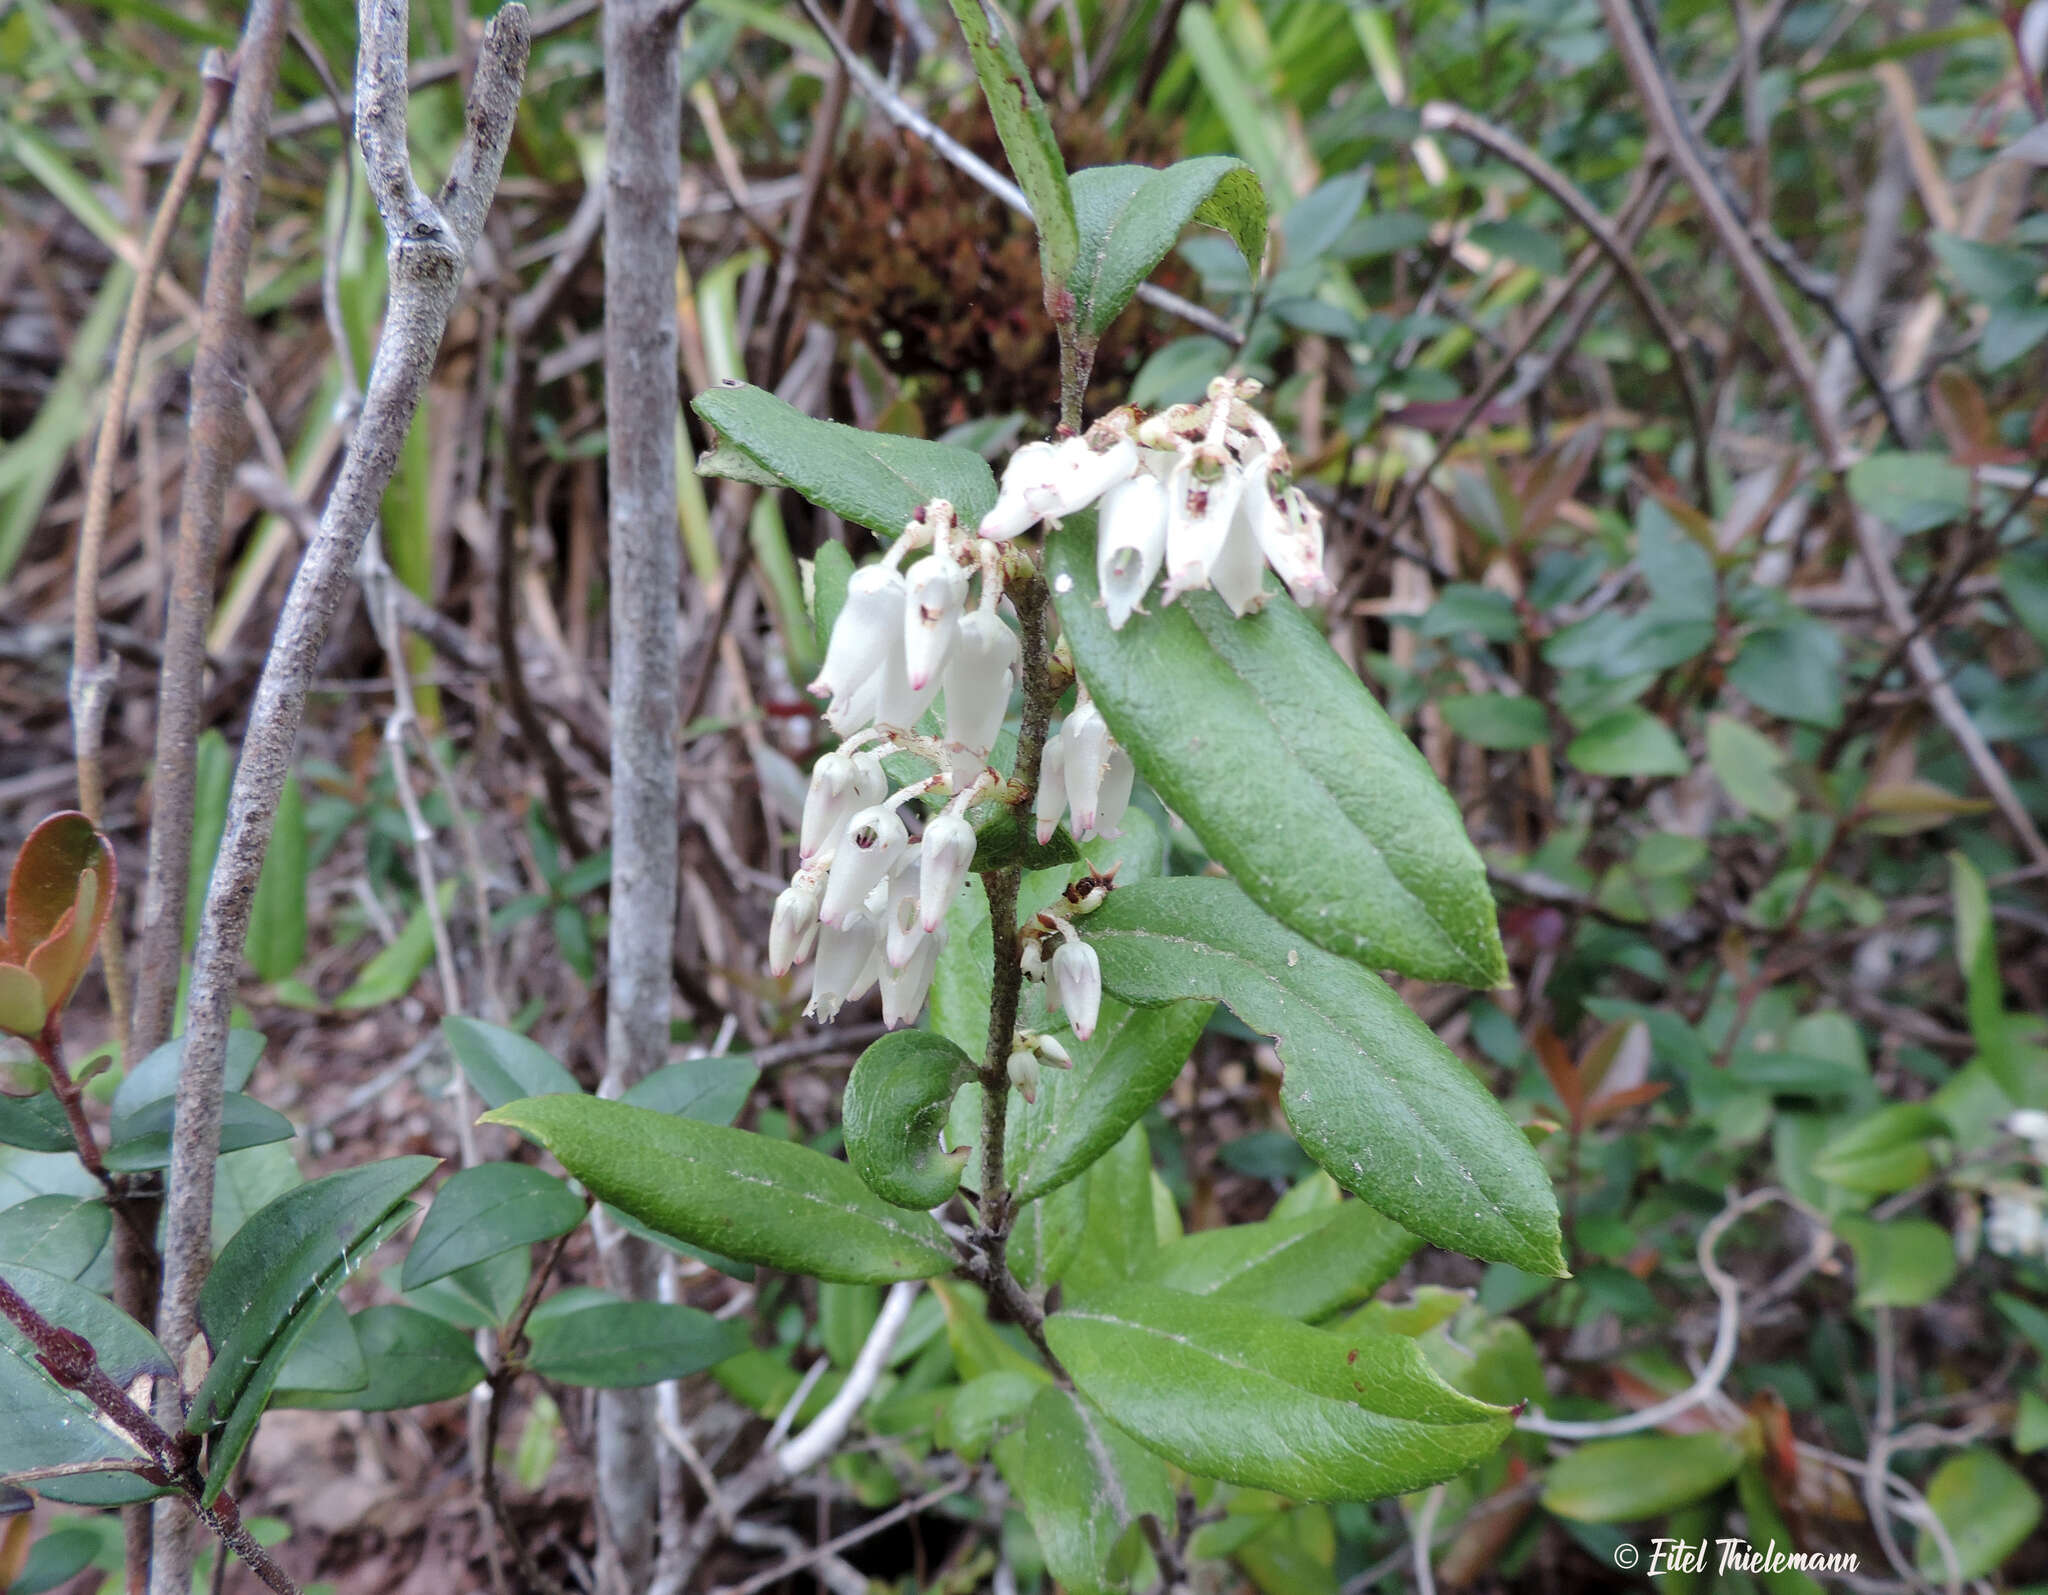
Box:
left=1076, top=877, right=1564, bottom=1275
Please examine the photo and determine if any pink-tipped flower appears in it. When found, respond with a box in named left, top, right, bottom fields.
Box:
left=807, top=912, right=880, bottom=1022
left=880, top=926, right=943, bottom=1028
left=1096, top=474, right=1168, bottom=630
left=768, top=874, right=823, bottom=977
left=942, top=610, right=1020, bottom=769
left=1253, top=481, right=1333, bottom=607
left=918, top=813, right=977, bottom=934
left=809, top=566, right=904, bottom=728
left=1061, top=702, right=1113, bottom=840
left=903, top=554, right=970, bottom=691
left=799, top=751, right=856, bottom=861
left=876, top=635, right=941, bottom=730
left=1162, top=449, right=1246, bottom=603
left=1035, top=735, right=1069, bottom=845
left=819, top=805, right=908, bottom=928
left=1049, top=937, right=1102, bottom=1041
left=1095, top=748, right=1135, bottom=841
left=1006, top=1048, right=1041, bottom=1105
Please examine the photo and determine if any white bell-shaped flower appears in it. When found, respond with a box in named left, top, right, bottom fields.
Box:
left=1035, top=734, right=1069, bottom=845
left=882, top=856, right=925, bottom=970
left=1986, top=1190, right=2045, bottom=1258
left=819, top=804, right=908, bottom=927
left=807, top=912, right=880, bottom=1022
left=1006, top=1048, right=1041, bottom=1105
left=942, top=610, right=1019, bottom=770
left=1049, top=936, right=1103, bottom=1041
left=1096, top=474, right=1168, bottom=630
left=918, top=813, right=977, bottom=933
left=768, top=874, right=823, bottom=976
left=1162, top=450, right=1246, bottom=603
left=876, top=635, right=942, bottom=730
left=1061, top=702, right=1114, bottom=839
left=1255, top=482, right=1332, bottom=607
left=1208, top=513, right=1270, bottom=618
left=903, top=554, right=970, bottom=692
left=979, top=441, right=1060, bottom=540
left=880, top=925, right=943, bottom=1027
left=1027, top=435, right=1137, bottom=522
left=809, top=566, right=905, bottom=725
left=801, top=748, right=884, bottom=862
left=1095, top=748, right=1135, bottom=841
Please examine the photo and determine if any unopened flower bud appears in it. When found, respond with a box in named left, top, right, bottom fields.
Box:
left=1035, top=735, right=1069, bottom=845
left=1096, top=474, right=1168, bottom=630
left=919, top=813, right=977, bottom=933
left=1095, top=749, right=1135, bottom=842
left=1061, top=703, right=1113, bottom=840
left=809, top=567, right=905, bottom=728
left=903, top=554, right=970, bottom=691
left=1033, top=1033, right=1072, bottom=1069
left=1006, top=1049, right=1041, bottom=1105
left=942, top=611, right=1020, bottom=767
left=768, top=875, right=823, bottom=976
left=819, top=805, right=908, bottom=927
left=1162, top=450, right=1246, bottom=603
left=1050, top=937, right=1102, bottom=1040
left=1019, top=935, right=1047, bottom=982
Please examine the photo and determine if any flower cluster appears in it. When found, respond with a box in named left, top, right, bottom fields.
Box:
left=1986, top=1185, right=2046, bottom=1260
left=978, top=375, right=1332, bottom=626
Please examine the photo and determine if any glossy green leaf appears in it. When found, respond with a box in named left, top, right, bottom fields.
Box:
left=1837, top=1215, right=1957, bottom=1308
left=245, top=774, right=307, bottom=982
left=1441, top=693, right=1550, bottom=750
left=8, top=1521, right=100, bottom=1594
left=110, top=1029, right=265, bottom=1127
left=1729, top=619, right=1842, bottom=728
left=1062, top=1123, right=1160, bottom=1295
left=1916, top=1449, right=2040, bottom=1579
left=102, top=1092, right=294, bottom=1173
left=1010, top=1175, right=1089, bottom=1291
left=523, top=1301, right=749, bottom=1388
left=277, top=1304, right=488, bottom=1411
left=995, top=1385, right=1174, bottom=1594
left=692, top=382, right=998, bottom=537
left=442, top=1016, right=582, bottom=1109
left=1077, top=877, right=1565, bottom=1275
left=1812, top=1104, right=1944, bottom=1194
left=620, top=1056, right=759, bottom=1125
left=403, top=1247, right=532, bottom=1330
left=187, top=1157, right=437, bottom=1496
left=844, top=1030, right=977, bottom=1209
left=1046, top=519, right=1506, bottom=987
left=1140, top=1201, right=1418, bottom=1321
left=0, top=1196, right=110, bottom=1280
left=1541, top=1430, right=1748, bottom=1521
left=334, top=883, right=454, bottom=1009
left=482, top=1096, right=954, bottom=1284
left=944, top=0, right=1077, bottom=290
left=0, top=1263, right=172, bottom=1486
left=1566, top=707, right=1689, bottom=778
left=1046, top=1283, right=1512, bottom=1500
left=1068, top=159, right=1265, bottom=341
left=270, top=1297, right=368, bottom=1395
left=400, top=1164, right=587, bottom=1290
left=939, top=1369, right=1042, bottom=1460
left=1706, top=715, right=1797, bottom=821
left=0, top=1094, right=73, bottom=1154
left=1952, top=852, right=2031, bottom=1104
left=1010, top=996, right=1210, bottom=1203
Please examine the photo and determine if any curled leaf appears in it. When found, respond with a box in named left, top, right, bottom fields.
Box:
left=844, top=1030, right=978, bottom=1209
left=0, top=813, right=115, bottom=1034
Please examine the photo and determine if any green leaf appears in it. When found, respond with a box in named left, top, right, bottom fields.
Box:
left=523, top=1301, right=749, bottom=1388
left=334, top=882, right=454, bottom=1009
left=1046, top=519, right=1506, bottom=988
left=442, top=1016, right=582, bottom=1110
left=1846, top=452, right=1975, bottom=534
left=1812, top=1104, right=1943, bottom=1194
left=621, top=1056, right=759, bottom=1125
left=1420, top=584, right=1522, bottom=642
left=1837, top=1215, right=1957, bottom=1308
left=246, top=774, right=307, bottom=982
left=1734, top=1466, right=1825, bottom=1595
left=1705, top=714, right=1797, bottom=821
left=404, top=1248, right=531, bottom=1330
left=102, top=1092, right=295, bottom=1173
left=0, top=1093, right=74, bottom=1154
left=8, top=1521, right=101, bottom=1595
left=1952, top=851, right=2029, bottom=1104
left=1140, top=1201, right=1418, bottom=1321
left=0, top=1263, right=172, bottom=1484
left=276, top=1304, right=488, bottom=1411
left=1729, top=620, right=1843, bottom=728
left=843, top=1031, right=977, bottom=1209
left=1078, top=877, right=1565, bottom=1275
left=1045, top=1283, right=1512, bottom=1501
left=1441, top=694, right=1550, bottom=750
left=1010, top=996, right=1211, bottom=1203
left=270, top=1297, right=369, bottom=1395
left=1062, top=1123, right=1161, bottom=1295
left=187, top=1156, right=437, bottom=1501
left=939, top=1369, right=1042, bottom=1459
left=943, top=0, right=1077, bottom=290
left=1067, top=159, right=1265, bottom=341
left=1566, top=707, right=1689, bottom=777
left=400, top=1164, right=588, bottom=1290
left=995, top=1385, right=1175, bottom=1594
left=692, top=382, right=998, bottom=537
left=1916, top=1449, right=2041, bottom=1579
left=481, top=1096, right=955, bottom=1284
left=1930, top=234, right=2039, bottom=304
left=110, top=1029, right=266, bottom=1127
left=0, top=1195, right=110, bottom=1280
left=1541, top=1430, right=1748, bottom=1522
